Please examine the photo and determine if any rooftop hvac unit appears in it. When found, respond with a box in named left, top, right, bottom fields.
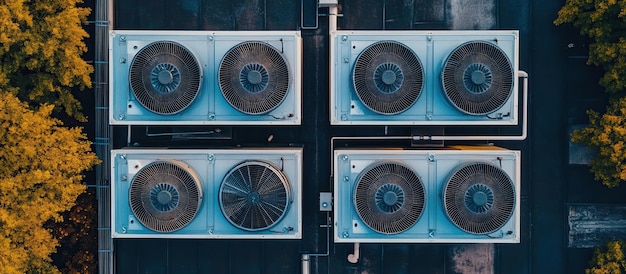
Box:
left=109, top=30, right=302, bottom=125
left=330, top=30, right=519, bottom=125
left=334, top=148, right=520, bottom=243
left=111, top=148, right=302, bottom=239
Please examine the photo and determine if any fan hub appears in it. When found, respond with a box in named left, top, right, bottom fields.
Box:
left=157, top=70, right=174, bottom=85
left=150, top=63, right=182, bottom=93
left=463, top=183, right=495, bottom=213
left=373, top=63, right=404, bottom=94
left=383, top=191, right=399, bottom=206
left=471, top=70, right=486, bottom=85
left=381, top=70, right=397, bottom=85
left=239, top=63, right=270, bottom=93
left=156, top=190, right=173, bottom=205
left=472, top=191, right=488, bottom=206
left=247, top=70, right=263, bottom=85
left=247, top=191, right=260, bottom=204
left=149, top=183, right=180, bottom=212
left=463, top=63, right=493, bottom=94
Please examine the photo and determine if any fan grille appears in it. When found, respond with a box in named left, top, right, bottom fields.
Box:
left=129, top=41, right=202, bottom=115
left=353, top=41, right=424, bottom=115
left=353, top=162, right=425, bottom=234
left=441, top=41, right=514, bottom=115
left=443, top=162, right=515, bottom=235
left=219, top=42, right=290, bottom=115
left=219, top=161, right=291, bottom=231
left=129, top=160, right=203, bottom=233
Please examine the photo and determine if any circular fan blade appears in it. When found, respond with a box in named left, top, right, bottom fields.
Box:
left=129, top=160, right=203, bottom=233
left=353, top=161, right=425, bottom=234
left=218, top=41, right=290, bottom=115
left=219, top=161, right=291, bottom=231
left=443, top=162, right=515, bottom=235
left=441, top=40, right=514, bottom=115
left=352, top=41, right=424, bottom=115
left=129, top=41, right=202, bottom=115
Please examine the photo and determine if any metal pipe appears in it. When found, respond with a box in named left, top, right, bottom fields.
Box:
left=327, top=5, right=338, bottom=128
left=329, top=71, right=528, bottom=175
left=301, top=5, right=339, bottom=273
left=347, top=242, right=360, bottom=264
left=95, top=0, right=113, bottom=273
left=301, top=254, right=310, bottom=274
left=328, top=5, right=338, bottom=33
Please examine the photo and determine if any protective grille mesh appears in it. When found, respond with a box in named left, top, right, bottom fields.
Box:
left=129, top=161, right=202, bottom=233
left=129, top=41, right=202, bottom=115
left=441, top=41, right=513, bottom=115
left=218, top=42, right=290, bottom=115
left=353, top=162, right=425, bottom=234
left=352, top=41, right=424, bottom=115
left=219, top=161, right=291, bottom=231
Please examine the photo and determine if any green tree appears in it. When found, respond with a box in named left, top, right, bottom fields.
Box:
left=586, top=240, right=626, bottom=273
left=0, top=0, right=92, bottom=121
left=0, top=92, right=99, bottom=273
left=554, top=0, right=626, bottom=93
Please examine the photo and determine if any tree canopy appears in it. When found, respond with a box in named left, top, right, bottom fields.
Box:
left=0, top=0, right=92, bottom=121
left=0, top=92, right=99, bottom=273
left=586, top=240, right=626, bottom=273
left=555, top=0, right=626, bottom=94
left=0, top=0, right=98, bottom=272
left=556, top=0, right=626, bottom=187
left=571, top=97, right=626, bottom=187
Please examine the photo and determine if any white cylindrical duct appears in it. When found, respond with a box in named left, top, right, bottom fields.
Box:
left=301, top=254, right=310, bottom=274
left=347, top=242, right=360, bottom=264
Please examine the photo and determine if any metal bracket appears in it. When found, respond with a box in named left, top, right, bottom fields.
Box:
left=319, top=192, right=332, bottom=211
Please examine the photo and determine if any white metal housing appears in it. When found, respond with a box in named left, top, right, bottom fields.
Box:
left=111, top=148, right=303, bottom=239
left=109, top=30, right=302, bottom=125
left=330, top=30, right=519, bottom=125
left=334, top=147, right=520, bottom=243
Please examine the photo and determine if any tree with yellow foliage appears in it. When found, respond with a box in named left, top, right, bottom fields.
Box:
left=0, top=92, right=99, bottom=273
left=555, top=0, right=626, bottom=187
left=0, top=1, right=98, bottom=272
left=571, top=97, right=626, bottom=188
left=554, top=0, right=626, bottom=94
left=0, top=0, right=92, bottom=121
left=586, top=240, right=626, bottom=273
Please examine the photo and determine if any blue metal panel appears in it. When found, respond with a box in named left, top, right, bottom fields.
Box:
left=109, top=30, right=302, bottom=125
left=111, top=148, right=303, bottom=239
left=331, top=30, right=519, bottom=125
left=334, top=148, right=520, bottom=243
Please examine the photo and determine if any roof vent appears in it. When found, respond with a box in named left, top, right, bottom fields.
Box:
left=129, top=160, right=203, bottom=233
left=219, top=42, right=290, bottom=115
left=353, top=161, right=425, bottom=234
left=129, top=41, right=202, bottom=115
left=352, top=41, right=424, bottom=115
left=441, top=41, right=513, bottom=115
left=219, top=161, right=291, bottom=231
left=443, top=162, right=515, bottom=234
